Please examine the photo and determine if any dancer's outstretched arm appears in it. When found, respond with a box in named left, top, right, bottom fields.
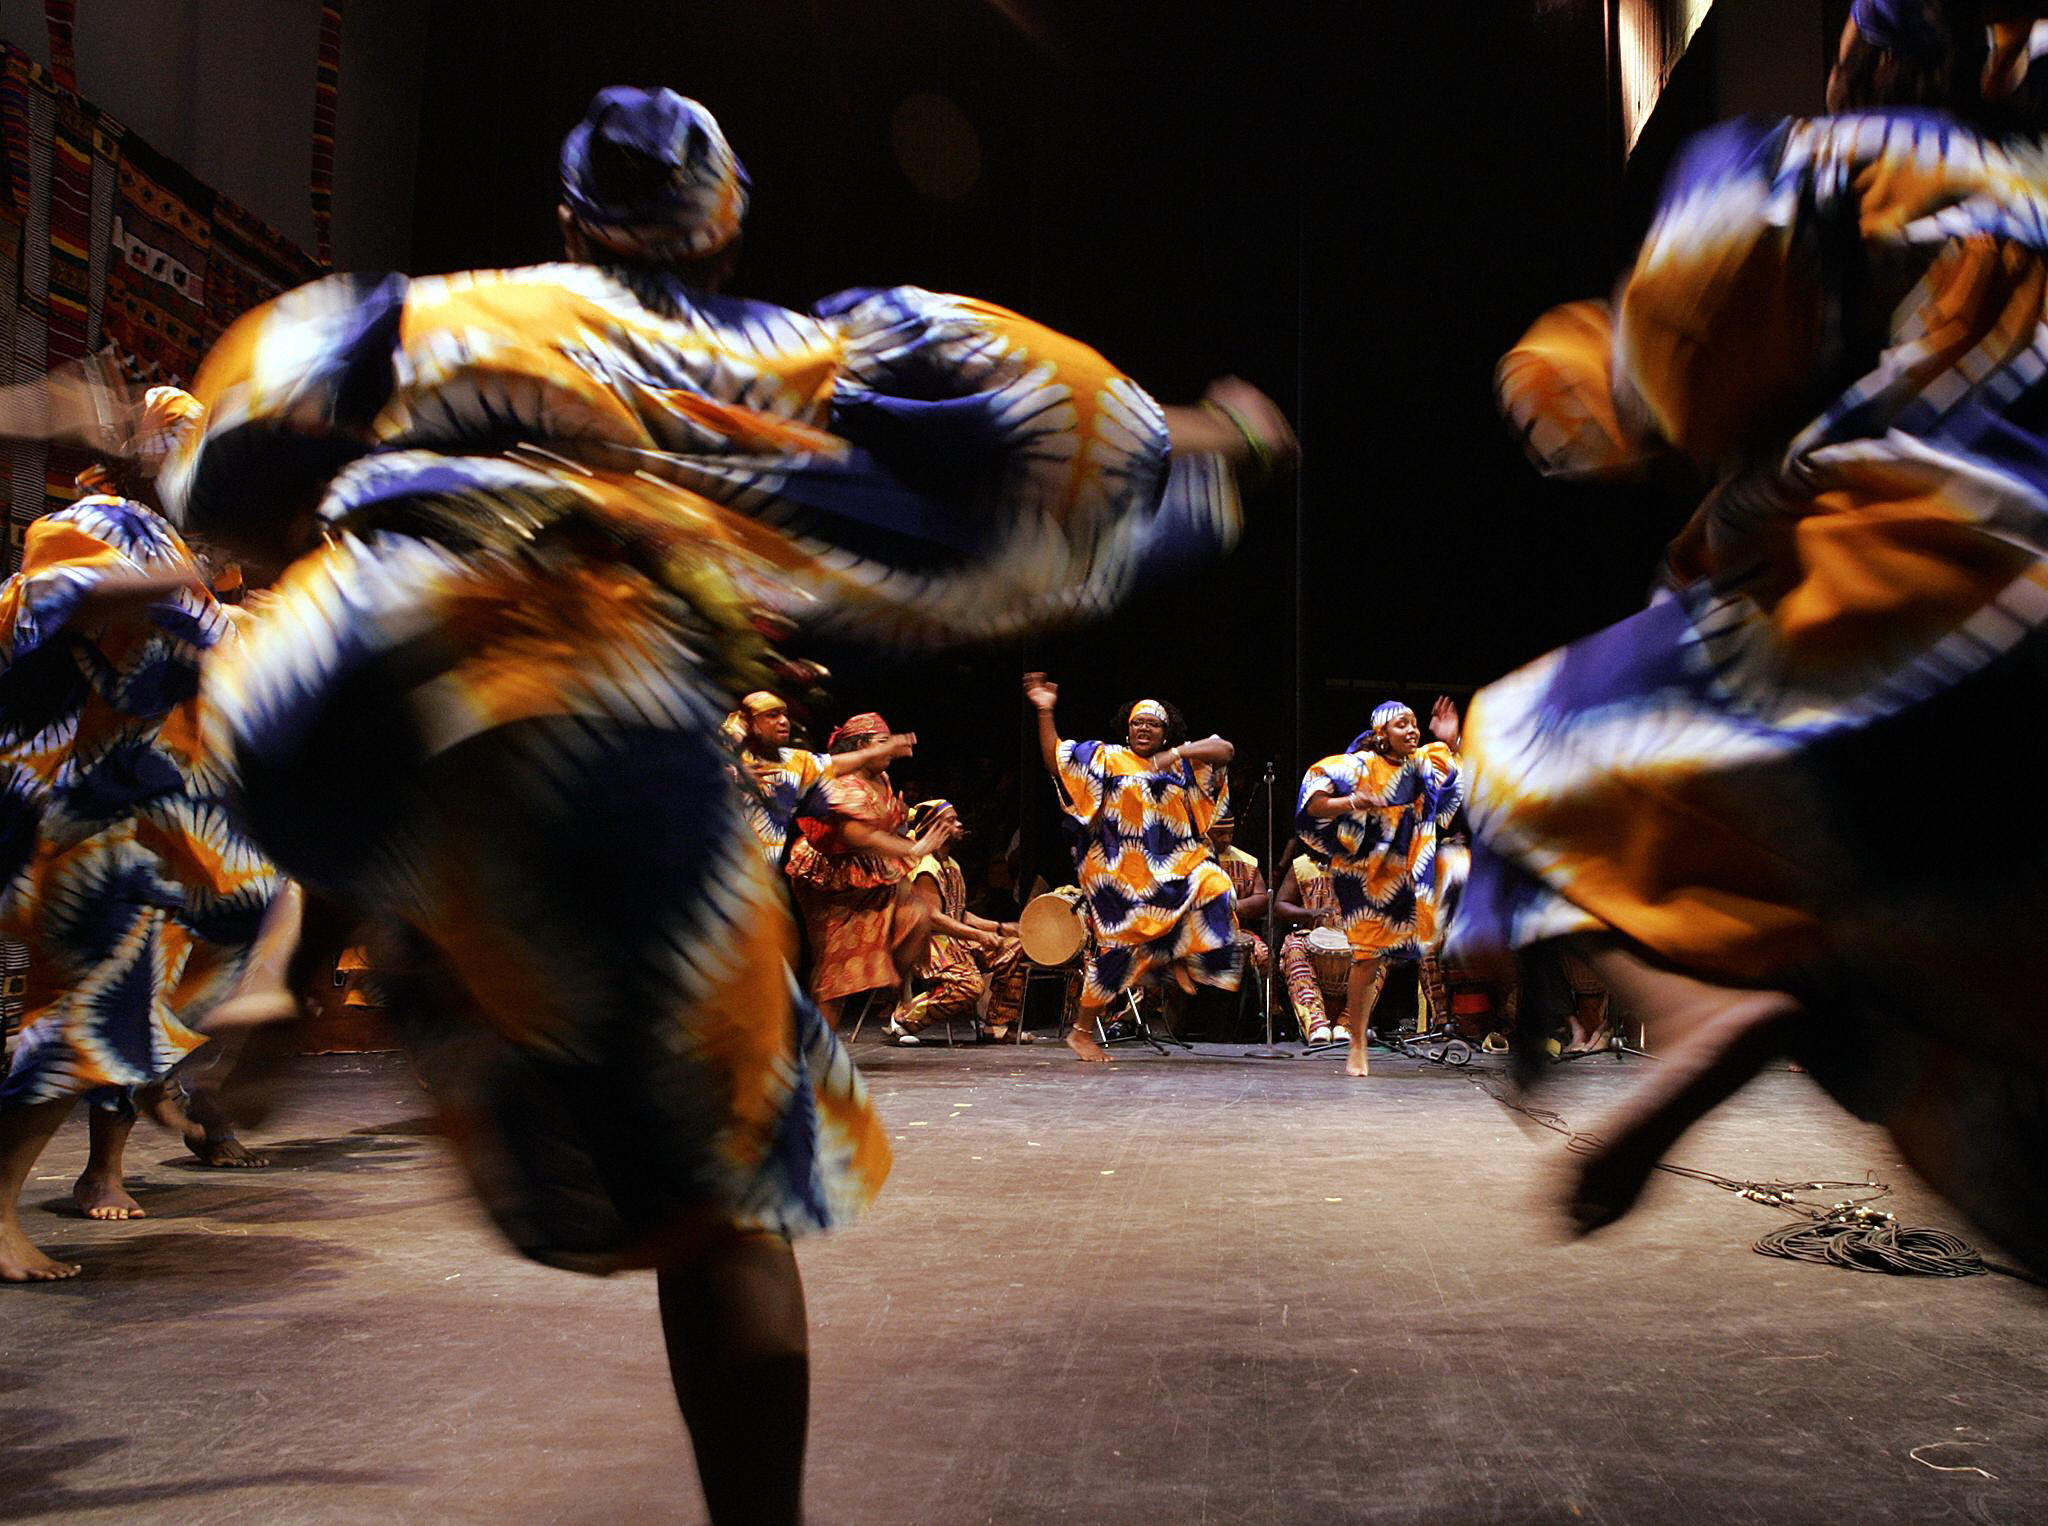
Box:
left=823, top=733, right=915, bottom=779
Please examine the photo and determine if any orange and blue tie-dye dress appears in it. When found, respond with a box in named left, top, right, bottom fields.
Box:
left=1296, top=745, right=1463, bottom=963
left=1456, top=112, right=2048, bottom=1235
left=0, top=500, right=277, bottom=1111
left=160, top=265, right=1239, bottom=1267
left=1053, top=741, right=1240, bottom=1006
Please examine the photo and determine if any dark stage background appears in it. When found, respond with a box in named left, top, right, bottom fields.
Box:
left=408, top=0, right=1828, bottom=890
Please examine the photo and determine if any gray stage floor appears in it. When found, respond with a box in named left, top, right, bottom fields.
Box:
left=4, top=1039, right=2046, bottom=1524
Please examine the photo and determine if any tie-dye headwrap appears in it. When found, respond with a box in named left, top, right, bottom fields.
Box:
left=1129, top=700, right=1168, bottom=724
left=906, top=798, right=954, bottom=836
left=1347, top=702, right=1414, bottom=755
left=828, top=712, right=891, bottom=750
left=560, top=86, right=750, bottom=260
left=1850, top=0, right=1946, bottom=64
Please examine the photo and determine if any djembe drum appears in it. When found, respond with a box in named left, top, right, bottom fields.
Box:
left=1303, top=926, right=1352, bottom=1006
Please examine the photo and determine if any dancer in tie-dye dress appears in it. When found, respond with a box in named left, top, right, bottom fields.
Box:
left=1298, top=700, right=1464, bottom=1077
left=1025, top=678, right=1241, bottom=1062
left=1453, top=2, right=2048, bottom=1276
left=158, top=85, right=1291, bottom=1523
left=0, top=390, right=280, bottom=1283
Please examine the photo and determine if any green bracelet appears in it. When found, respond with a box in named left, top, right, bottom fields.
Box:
left=1202, top=400, right=1274, bottom=478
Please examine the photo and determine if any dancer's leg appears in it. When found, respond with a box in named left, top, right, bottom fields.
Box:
left=204, top=881, right=305, bottom=1030
left=136, top=1030, right=269, bottom=1167
left=1343, top=959, right=1386, bottom=1077
left=1, top=1098, right=79, bottom=1280
left=1066, top=994, right=1112, bottom=1062
left=1565, top=934, right=1799, bottom=1233
left=658, top=1229, right=809, bottom=1526
left=72, top=1105, right=145, bottom=1219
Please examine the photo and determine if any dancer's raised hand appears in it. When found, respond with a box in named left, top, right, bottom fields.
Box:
left=1022, top=672, right=1058, bottom=711
left=1429, top=695, right=1462, bottom=750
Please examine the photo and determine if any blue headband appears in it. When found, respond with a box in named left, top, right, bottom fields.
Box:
left=1347, top=702, right=1413, bottom=755
left=1850, top=0, right=1946, bottom=65
left=561, top=87, right=750, bottom=259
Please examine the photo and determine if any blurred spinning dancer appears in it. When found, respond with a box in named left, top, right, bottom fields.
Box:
left=0, top=390, right=283, bottom=1283
left=724, top=690, right=914, bottom=865
left=1457, top=0, right=2048, bottom=1275
left=1025, top=679, right=1243, bottom=1062
left=157, top=86, right=1290, bottom=1523
left=1297, top=701, right=1464, bottom=1077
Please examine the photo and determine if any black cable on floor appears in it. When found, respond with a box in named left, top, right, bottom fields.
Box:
left=1471, top=1080, right=1989, bottom=1279
left=1753, top=1219, right=1985, bottom=1277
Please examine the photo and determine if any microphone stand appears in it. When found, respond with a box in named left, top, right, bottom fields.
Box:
left=1243, top=758, right=1292, bottom=1059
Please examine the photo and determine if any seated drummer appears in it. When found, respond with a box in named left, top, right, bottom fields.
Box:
left=891, top=799, right=1031, bottom=1045
left=1206, top=813, right=1271, bottom=983
left=1272, top=843, right=1348, bottom=1045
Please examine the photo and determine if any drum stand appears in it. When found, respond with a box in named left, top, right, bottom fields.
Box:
left=1096, top=988, right=1191, bottom=1055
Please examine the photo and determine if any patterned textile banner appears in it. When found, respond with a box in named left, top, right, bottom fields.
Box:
left=311, top=2, right=342, bottom=267
left=105, top=133, right=214, bottom=385
left=208, top=192, right=316, bottom=351
left=41, top=1, right=74, bottom=94
left=0, top=38, right=318, bottom=567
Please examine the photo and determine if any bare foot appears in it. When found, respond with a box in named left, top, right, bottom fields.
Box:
left=72, top=1172, right=144, bottom=1220
left=0, top=1221, right=81, bottom=1282
left=1345, top=1032, right=1370, bottom=1077
left=1171, top=964, right=1199, bottom=995
left=186, top=1131, right=268, bottom=1168
left=1066, top=1026, right=1112, bottom=1063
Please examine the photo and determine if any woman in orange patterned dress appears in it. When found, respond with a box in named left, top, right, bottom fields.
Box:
left=787, top=713, right=955, bottom=1027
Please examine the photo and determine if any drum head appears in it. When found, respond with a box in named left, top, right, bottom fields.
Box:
left=1304, top=926, right=1350, bottom=955
left=1019, top=890, right=1087, bottom=965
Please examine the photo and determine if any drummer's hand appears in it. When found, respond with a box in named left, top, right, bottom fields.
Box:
left=880, top=731, right=918, bottom=762
left=1022, top=672, right=1058, bottom=711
